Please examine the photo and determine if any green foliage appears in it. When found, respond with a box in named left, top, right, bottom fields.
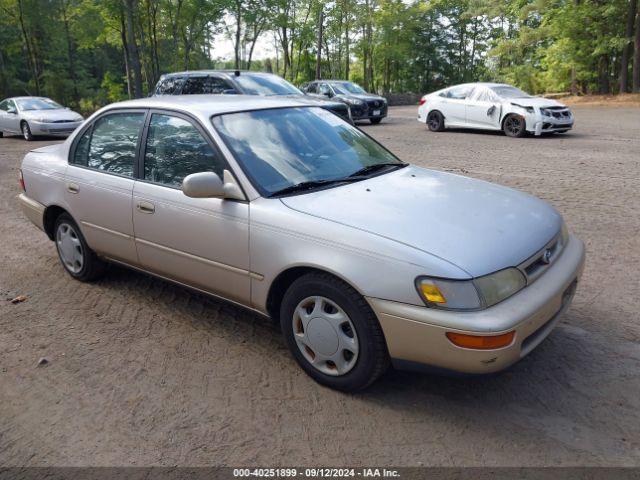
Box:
left=0, top=0, right=636, bottom=107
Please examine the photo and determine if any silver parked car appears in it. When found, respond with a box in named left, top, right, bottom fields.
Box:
left=18, top=95, right=585, bottom=391
left=0, top=96, right=84, bottom=140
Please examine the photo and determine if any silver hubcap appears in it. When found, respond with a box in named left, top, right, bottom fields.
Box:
left=292, top=296, right=359, bottom=376
left=56, top=222, right=84, bottom=273
left=22, top=124, right=29, bottom=139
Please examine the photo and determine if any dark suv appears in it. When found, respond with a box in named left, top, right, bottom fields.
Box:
left=300, top=80, right=387, bottom=124
left=153, top=71, right=352, bottom=123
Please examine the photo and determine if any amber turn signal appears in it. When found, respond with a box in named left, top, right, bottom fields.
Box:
left=446, top=331, right=515, bottom=350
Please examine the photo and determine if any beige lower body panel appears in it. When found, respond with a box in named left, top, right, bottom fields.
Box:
left=18, top=193, right=46, bottom=232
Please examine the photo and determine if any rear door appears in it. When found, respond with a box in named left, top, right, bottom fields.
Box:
left=438, top=86, right=474, bottom=125
left=132, top=110, right=250, bottom=303
left=65, top=109, right=147, bottom=264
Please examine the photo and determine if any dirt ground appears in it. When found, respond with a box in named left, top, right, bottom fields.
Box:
left=1, top=105, right=639, bottom=467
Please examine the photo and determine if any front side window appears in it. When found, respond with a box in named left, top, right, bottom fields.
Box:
left=212, top=107, right=401, bottom=197
left=72, top=112, right=145, bottom=177
left=233, top=74, right=301, bottom=96
left=181, top=76, right=234, bottom=95
left=144, top=113, right=225, bottom=188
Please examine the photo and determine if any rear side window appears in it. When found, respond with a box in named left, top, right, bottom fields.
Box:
left=441, top=86, right=473, bottom=100
left=155, top=77, right=184, bottom=95
left=71, top=112, right=145, bottom=178
left=181, top=76, right=234, bottom=95
left=143, top=113, right=225, bottom=187
left=305, top=83, right=317, bottom=93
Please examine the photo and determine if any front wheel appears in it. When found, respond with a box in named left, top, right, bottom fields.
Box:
left=503, top=114, right=527, bottom=138
left=280, top=272, right=389, bottom=392
left=21, top=121, right=34, bottom=141
left=369, top=117, right=382, bottom=125
left=54, top=213, right=106, bottom=281
left=426, top=111, right=445, bottom=132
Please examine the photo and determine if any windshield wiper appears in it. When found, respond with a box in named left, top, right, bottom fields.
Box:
left=346, top=162, right=406, bottom=179
left=268, top=179, right=349, bottom=197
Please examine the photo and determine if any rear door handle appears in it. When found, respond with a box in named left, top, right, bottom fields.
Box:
left=66, top=182, right=79, bottom=194
left=136, top=200, right=155, bottom=214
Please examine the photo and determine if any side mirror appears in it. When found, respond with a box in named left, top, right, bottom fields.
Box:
left=7, top=108, right=17, bottom=115
left=182, top=170, right=245, bottom=200
left=182, top=172, right=225, bottom=198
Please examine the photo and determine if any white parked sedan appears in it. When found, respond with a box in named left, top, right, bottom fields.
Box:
left=18, top=95, right=584, bottom=391
left=0, top=96, right=84, bottom=140
left=418, top=83, right=574, bottom=137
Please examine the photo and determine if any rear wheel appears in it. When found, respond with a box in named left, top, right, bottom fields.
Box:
left=280, top=272, right=389, bottom=392
left=21, top=121, right=34, bottom=141
left=426, top=111, right=445, bottom=132
left=503, top=114, right=526, bottom=138
left=370, top=118, right=382, bottom=124
left=54, top=213, right=106, bottom=281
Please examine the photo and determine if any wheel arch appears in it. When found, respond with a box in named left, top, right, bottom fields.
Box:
left=43, top=205, right=70, bottom=240
left=265, top=265, right=366, bottom=320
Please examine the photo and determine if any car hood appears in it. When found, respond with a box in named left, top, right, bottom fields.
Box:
left=292, top=95, right=346, bottom=108
left=508, top=97, right=567, bottom=108
left=280, top=165, right=562, bottom=277
left=21, top=109, right=82, bottom=122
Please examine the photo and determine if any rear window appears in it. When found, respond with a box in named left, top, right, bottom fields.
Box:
left=181, top=76, right=235, bottom=95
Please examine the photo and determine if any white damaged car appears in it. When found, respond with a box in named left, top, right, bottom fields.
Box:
left=418, top=83, right=574, bottom=137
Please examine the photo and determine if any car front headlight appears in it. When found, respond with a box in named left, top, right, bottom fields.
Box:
left=35, top=117, right=48, bottom=123
left=344, top=98, right=363, bottom=106
left=416, top=268, right=526, bottom=311
left=540, top=108, right=551, bottom=117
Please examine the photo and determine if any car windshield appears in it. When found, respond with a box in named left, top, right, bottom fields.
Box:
left=15, top=98, right=63, bottom=111
left=331, top=82, right=366, bottom=95
left=490, top=86, right=532, bottom=99
left=234, top=74, right=302, bottom=96
left=212, top=107, right=402, bottom=196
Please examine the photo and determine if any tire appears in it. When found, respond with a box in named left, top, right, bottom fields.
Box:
left=54, top=213, right=106, bottom=281
left=0, top=131, right=3, bottom=138
left=21, top=121, right=34, bottom=141
left=280, top=272, right=389, bottom=392
left=426, top=111, right=445, bottom=132
left=503, top=114, right=527, bottom=138
left=369, top=118, right=382, bottom=125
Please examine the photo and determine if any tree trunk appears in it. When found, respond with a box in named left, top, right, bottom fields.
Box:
left=598, top=55, right=610, bottom=94
left=633, top=8, right=640, bottom=92
left=123, top=0, right=143, bottom=98
left=120, top=11, right=133, bottom=99
left=16, top=0, right=40, bottom=95
left=234, top=0, right=241, bottom=70
left=620, top=0, right=637, bottom=93
left=315, top=10, right=323, bottom=79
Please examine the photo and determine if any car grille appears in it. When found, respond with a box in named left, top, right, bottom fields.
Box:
left=545, top=107, right=571, bottom=119
left=367, top=100, right=384, bottom=109
left=518, top=230, right=565, bottom=284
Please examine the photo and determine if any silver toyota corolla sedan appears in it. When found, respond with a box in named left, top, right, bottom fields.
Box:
left=0, top=96, right=84, bottom=140
left=18, top=95, right=585, bottom=391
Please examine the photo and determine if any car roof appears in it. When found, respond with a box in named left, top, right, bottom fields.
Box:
left=160, top=70, right=274, bottom=78
left=5, top=96, right=53, bottom=101
left=101, top=94, right=320, bottom=117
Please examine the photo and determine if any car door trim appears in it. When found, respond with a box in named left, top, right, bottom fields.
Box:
left=80, top=221, right=132, bottom=240
left=134, top=237, right=264, bottom=280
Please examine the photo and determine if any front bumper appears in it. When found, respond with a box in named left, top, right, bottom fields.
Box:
left=350, top=104, right=388, bottom=121
left=29, top=120, right=82, bottom=136
left=532, top=116, right=574, bottom=135
left=18, top=193, right=46, bottom=232
left=368, top=234, right=585, bottom=374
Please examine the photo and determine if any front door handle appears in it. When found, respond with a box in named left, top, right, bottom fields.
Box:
left=136, top=200, right=155, bottom=214
left=66, top=182, right=79, bottom=194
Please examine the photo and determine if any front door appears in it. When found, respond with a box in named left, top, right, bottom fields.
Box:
left=132, top=111, right=250, bottom=304
left=65, top=110, right=146, bottom=264
left=0, top=100, right=20, bottom=133
left=465, top=88, right=501, bottom=129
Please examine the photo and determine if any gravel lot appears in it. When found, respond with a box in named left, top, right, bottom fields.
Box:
left=1, top=105, right=639, bottom=467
